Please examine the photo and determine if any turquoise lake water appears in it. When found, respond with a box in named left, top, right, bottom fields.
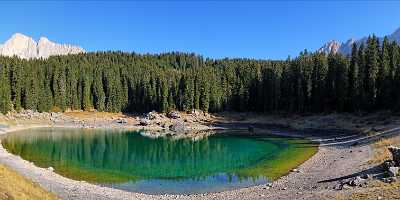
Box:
left=1, top=128, right=316, bottom=194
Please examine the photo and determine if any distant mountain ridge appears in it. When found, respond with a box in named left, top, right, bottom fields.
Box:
left=318, top=27, right=400, bottom=55
left=0, top=33, right=85, bottom=59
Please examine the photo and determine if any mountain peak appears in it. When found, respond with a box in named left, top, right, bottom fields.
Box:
left=318, top=40, right=341, bottom=54
left=10, top=33, right=30, bottom=39
left=38, top=36, right=50, bottom=43
left=319, top=27, right=400, bottom=55
left=0, top=33, right=85, bottom=59
left=7, top=33, right=36, bottom=46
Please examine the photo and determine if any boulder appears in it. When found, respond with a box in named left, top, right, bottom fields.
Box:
left=168, top=111, right=181, bottom=119
left=139, top=119, right=150, bottom=126
left=384, top=160, right=396, bottom=171
left=169, top=121, right=186, bottom=132
left=50, top=112, right=59, bottom=118
left=382, top=177, right=397, bottom=183
left=360, top=174, right=371, bottom=180
left=348, top=176, right=367, bottom=187
left=334, top=183, right=343, bottom=190
left=248, top=125, right=255, bottom=133
left=291, top=168, right=301, bottom=173
left=388, top=177, right=397, bottom=183
left=147, top=111, right=158, bottom=120
left=388, top=146, right=400, bottom=166
left=116, top=118, right=127, bottom=124
left=388, top=167, right=399, bottom=177
left=189, top=109, right=202, bottom=116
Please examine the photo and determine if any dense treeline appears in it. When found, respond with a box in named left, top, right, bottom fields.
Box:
left=0, top=35, right=399, bottom=114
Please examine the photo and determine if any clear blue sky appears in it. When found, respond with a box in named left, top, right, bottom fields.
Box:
left=1, top=1, right=400, bottom=60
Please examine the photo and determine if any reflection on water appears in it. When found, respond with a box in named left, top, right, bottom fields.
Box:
left=2, top=128, right=316, bottom=194
left=112, top=173, right=268, bottom=194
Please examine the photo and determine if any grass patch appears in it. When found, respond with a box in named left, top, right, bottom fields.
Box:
left=369, top=136, right=400, bottom=164
left=64, top=111, right=124, bottom=119
left=344, top=180, right=400, bottom=200
left=0, top=164, right=57, bottom=200
left=346, top=135, right=400, bottom=200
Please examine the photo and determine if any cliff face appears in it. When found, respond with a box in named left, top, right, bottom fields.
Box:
left=0, top=33, right=85, bottom=59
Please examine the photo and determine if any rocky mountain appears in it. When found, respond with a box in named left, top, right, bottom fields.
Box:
left=0, top=33, right=85, bottom=59
left=318, top=27, right=400, bottom=55
left=318, top=40, right=341, bottom=54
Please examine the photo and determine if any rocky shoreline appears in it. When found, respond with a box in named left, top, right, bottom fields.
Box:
left=0, top=110, right=222, bottom=139
left=0, top=111, right=397, bottom=200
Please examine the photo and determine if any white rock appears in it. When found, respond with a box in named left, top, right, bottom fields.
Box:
left=37, top=36, right=84, bottom=58
left=291, top=168, right=301, bottom=173
left=0, top=33, right=85, bottom=59
left=388, top=167, right=399, bottom=177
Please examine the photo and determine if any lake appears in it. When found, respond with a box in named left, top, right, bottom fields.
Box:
left=1, top=128, right=317, bottom=194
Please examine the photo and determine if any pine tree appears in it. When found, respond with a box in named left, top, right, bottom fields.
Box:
left=82, top=74, right=92, bottom=111
left=326, top=53, right=337, bottom=111
left=183, top=76, right=194, bottom=111
left=194, top=76, right=200, bottom=110
left=347, top=43, right=359, bottom=111
left=93, top=67, right=105, bottom=111
left=200, top=78, right=210, bottom=112
left=389, top=42, right=399, bottom=110
left=376, top=37, right=391, bottom=109
left=0, top=64, right=12, bottom=114
left=279, top=60, right=291, bottom=111
left=357, top=43, right=367, bottom=110
left=53, top=65, right=67, bottom=111
left=22, top=63, right=40, bottom=110
left=10, top=62, right=22, bottom=111
left=393, top=43, right=400, bottom=111
left=160, top=78, right=169, bottom=113
left=364, top=36, right=379, bottom=111
left=333, top=54, right=348, bottom=111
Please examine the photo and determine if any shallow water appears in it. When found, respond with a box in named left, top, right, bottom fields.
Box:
left=2, top=128, right=317, bottom=194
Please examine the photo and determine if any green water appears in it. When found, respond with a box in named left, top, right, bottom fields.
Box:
left=1, top=128, right=317, bottom=194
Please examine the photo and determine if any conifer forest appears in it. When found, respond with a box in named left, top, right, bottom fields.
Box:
left=0, top=35, right=399, bottom=114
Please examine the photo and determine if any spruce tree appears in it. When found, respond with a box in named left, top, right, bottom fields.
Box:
left=376, top=37, right=391, bottom=109
left=93, top=67, right=105, bottom=111
left=347, top=43, right=359, bottom=111
left=364, top=36, right=379, bottom=111
left=0, top=65, right=12, bottom=114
